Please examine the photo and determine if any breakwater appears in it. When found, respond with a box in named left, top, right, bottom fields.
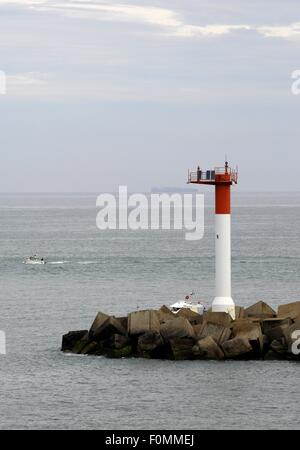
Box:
left=62, top=301, right=300, bottom=361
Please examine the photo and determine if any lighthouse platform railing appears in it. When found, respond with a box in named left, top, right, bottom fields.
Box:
left=188, top=167, right=238, bottom=184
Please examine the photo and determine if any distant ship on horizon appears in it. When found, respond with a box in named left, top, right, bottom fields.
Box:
left=151, top=186, right=199, bottom=194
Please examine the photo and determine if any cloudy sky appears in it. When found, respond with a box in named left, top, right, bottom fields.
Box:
left=0, top=0, right=300, bottom=192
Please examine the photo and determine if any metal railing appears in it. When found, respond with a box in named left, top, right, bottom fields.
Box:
left=188, top=167, right=238, bottom=184
left=230, top=170, right=238, bottom=184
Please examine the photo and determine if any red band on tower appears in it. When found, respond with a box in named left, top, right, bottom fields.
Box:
left=215, top=184, right=231, bottom=214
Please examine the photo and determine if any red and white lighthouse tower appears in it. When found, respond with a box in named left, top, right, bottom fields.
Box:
left=188, top=162, right=238, bottom=319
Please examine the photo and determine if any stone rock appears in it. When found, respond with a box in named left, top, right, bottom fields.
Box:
left=128, top=310, right=160, bottom=335
left=138, top=331, right=163, bottom=352
left=105, top=345, right=133, bottom=359
left=157, top=305, right=174, bottom=323
left=235, top=306, right=245, bottom=320
left=62, top=330, right=88, bottom=352
left=244, top=301, right=276, bottom=319
left=89, top=312, right=109, bottom=336
left=81, top=341, right=104, bottom=355
left=137, top=332, right=170, bottom=359
left=72, top=336, right=91, bottom=354
left=160, top=317, right=195, bottom=340
left=197, top=322, right=231, bottom=346
left=232, top=319, right=248, bottom=332
left=231, top=319, right=263, bottom=354
left=193, top=336, right=224, bottom=360
left=89, top=312, right=127, bottom=341
left=169, top=337, right=195, bottom=360
left=103, top=334, right=130, bottom=350
left=193, top=323, right=204, bottom=337
left=177, top=308, right=203, bottom=325
left=264, top=350, right=286, bottom=361
left=262, top=317, right=293, bottom=334
left=247, top=317, right=264, bottom=325
left=270, top=338, right=288, bottom=357
left=278, top=301, right=300, bottom=320
left=117, top=316, right=128, bottom=331
left=262, top=334, right=270, bottom=353
left=203, top=311, right=233, bottom=328
left=159, top=305, right=173, bottom=314
left=294, top=314, right=300, bottom=323
left=263, top=324, right=291, bottom=343
left=222, top=337, right=253, bottom=359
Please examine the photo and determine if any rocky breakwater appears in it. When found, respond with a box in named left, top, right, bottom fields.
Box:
left=62, top=301, right=300, bottom=361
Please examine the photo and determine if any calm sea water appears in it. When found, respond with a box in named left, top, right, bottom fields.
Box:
left=0, top=192, right=299, bottom=430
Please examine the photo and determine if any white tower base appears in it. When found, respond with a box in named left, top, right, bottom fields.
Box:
left=212, top=297, right=235, bottom=320
left=212, top=214, right=235, bottom=320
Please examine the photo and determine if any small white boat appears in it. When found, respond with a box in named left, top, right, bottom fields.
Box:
left=170, top=293, right=207, bottom=315
left=23, top=255, right=46, bottom=265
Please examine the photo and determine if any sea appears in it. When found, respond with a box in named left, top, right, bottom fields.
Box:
left=0, top=192, right=299, bottom=430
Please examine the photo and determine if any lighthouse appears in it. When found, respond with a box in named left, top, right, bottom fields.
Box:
left=188, top=162, right=238, bottom=319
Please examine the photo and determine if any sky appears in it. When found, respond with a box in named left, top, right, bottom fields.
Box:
left=0, top=0, right=300, bottom=192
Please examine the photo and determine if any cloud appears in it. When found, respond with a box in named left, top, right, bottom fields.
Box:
left=8, top=72, right=49, bottom=85
left=5, top=72, right=50, bottom=98
left=2, top=70, right=291, bottom=103
left=258, top=22, right=300, bottom=39
left=51, top=2, right=181, bottom=27
left=2, top=1, right=300, bottom=41
left=0, top=0, right=45, bottom=4
left=171, top=24, right=251, bottom=38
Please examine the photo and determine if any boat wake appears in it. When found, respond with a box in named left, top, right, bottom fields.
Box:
left=77, top=261, right=96, bottom=265
left=47, top=261, right=69, bottom=265
left=24, top=259, right=97, bottom=266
